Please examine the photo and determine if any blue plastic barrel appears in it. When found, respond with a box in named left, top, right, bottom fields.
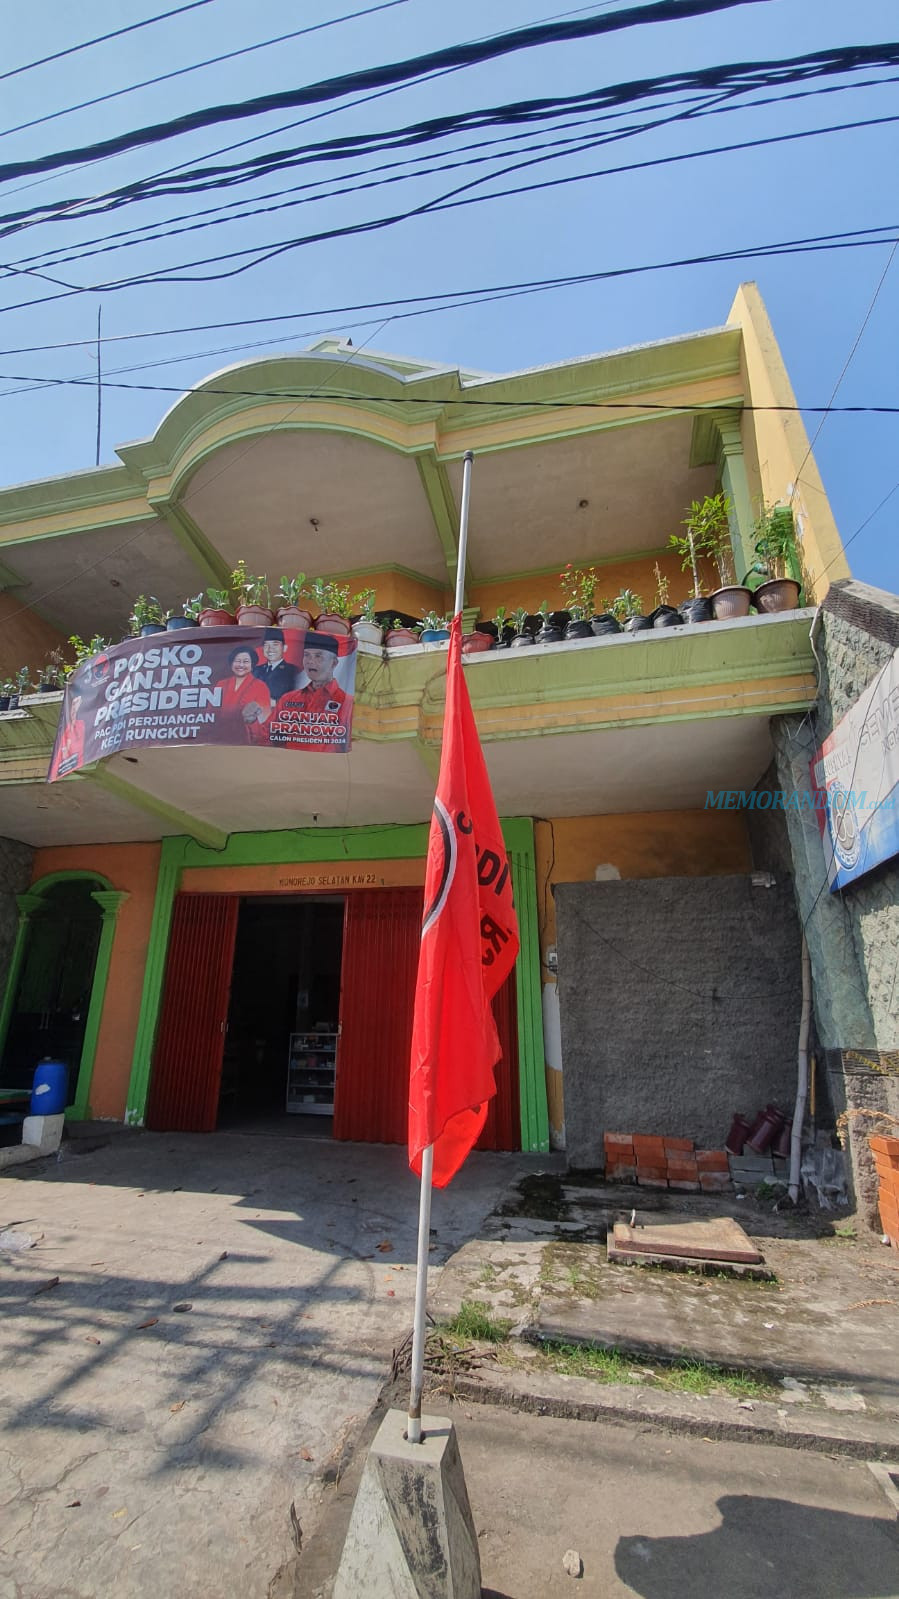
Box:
left=30, top=1059, right=68, bottom=1115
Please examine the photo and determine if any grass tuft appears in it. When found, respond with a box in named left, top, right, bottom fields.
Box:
left=443, top=1299, right=511, bottom=1343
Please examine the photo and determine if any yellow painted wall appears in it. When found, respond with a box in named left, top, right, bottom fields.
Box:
left=0, top=592, right=68, bottom=680
left=468, top=549, right=719, bottom=621
left=728, top=283, right=848, bottom=600
left=29, top=842, right=161, bottom=1119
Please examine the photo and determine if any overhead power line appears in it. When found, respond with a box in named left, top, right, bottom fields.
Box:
left=0, top=0, right=771, bottom=185
left=0, top=0, right=220, bottom=85
left=0, top=1, right=415, bottom=144
left=0, top=222, right=896, bottom=382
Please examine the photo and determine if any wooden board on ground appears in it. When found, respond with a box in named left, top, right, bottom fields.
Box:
left=610, top=1215, right=764, bottom=1266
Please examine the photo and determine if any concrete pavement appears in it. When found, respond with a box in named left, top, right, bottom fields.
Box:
left=0, top=1127, right=557, bottom=1599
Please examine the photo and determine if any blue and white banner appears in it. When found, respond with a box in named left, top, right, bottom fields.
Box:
left=811, top=647, right=899, bottom=890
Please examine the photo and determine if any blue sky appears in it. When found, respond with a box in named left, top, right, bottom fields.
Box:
left=1, top=0, right=897, bottom=590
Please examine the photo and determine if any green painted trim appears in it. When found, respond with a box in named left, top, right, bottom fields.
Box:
left=69, top=890, right=129, bottom=1120
left=124, top=818, right=549, bottom=1149
left=0, top=508, right=156, bottom=549
left=149, top=496, right=232, bottom=590
left=416, top=455, right=471, bottom=591
left=75, top=763, right=230, bottom=850
left=125, top=838, right=186, bottom=1124
left=506, top=818, right=550, bottom=1153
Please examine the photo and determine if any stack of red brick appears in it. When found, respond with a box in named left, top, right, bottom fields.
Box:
left=871, top=1134, right=899, bottom=1250
left=604, top=1133, right=731, bottom=1192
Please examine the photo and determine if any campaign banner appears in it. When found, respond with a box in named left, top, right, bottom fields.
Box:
left=48, top=626, right=357, bottom=781
left=810, top=646, right=899, bottom=890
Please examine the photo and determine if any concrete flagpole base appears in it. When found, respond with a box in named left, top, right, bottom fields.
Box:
left=333, top=1409, right=481, bottom=1598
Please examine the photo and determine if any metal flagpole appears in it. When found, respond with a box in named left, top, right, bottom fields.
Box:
left=407, top=449, right=473, bottom=1446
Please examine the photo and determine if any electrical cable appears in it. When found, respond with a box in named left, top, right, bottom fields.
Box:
left=0, top=0, right=219, bottom=85
left=5, top=41, right=895, bottom=236
left=0, top=2, right=415, bottom=144
left=0, top=0, right=775, bottom=186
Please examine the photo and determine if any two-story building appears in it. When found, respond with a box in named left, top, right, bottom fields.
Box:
left=0, top=282, right=857, bottom=1166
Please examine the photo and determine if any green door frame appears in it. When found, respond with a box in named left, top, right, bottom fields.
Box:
left=125, top=819, right=549, bottom=1152
left=0, top=871, right=129, bottom=1120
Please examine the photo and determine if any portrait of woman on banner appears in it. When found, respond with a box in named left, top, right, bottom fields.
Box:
left=215, top=644, right=270, bottom=743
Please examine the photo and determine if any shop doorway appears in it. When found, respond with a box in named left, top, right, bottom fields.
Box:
left=146, top=885, right=520, bottom=1147
left=0, top=879, right=104, bottom=1109
left=220, top=895, right=345, bottom=1131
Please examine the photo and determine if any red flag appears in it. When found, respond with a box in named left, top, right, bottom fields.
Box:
left=408, top=616, right=519, bottom=1187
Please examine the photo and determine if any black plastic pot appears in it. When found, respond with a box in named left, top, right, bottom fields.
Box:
left=38, top=681, right=61, bottom=692
left=166, top=615, right=198, bottom=632
left=651, top=606, right=685, bottom=629
left=565, top=618, right=594, bottom=640
left=591, top=613, right=622, bottom=637
left=679, top=596, right=713, bottom=624
left=537, top=623, right=563, bottom=644
left=7, top=694, right=19, bottom=710
left=624, top=614, right=653, bottom=634
left=0, top=696, right=9, bottom=712
left=139, top=622, right=166, bottom=637
left=493, top=624, right=515, bottom=649
left=510, top=630, right=535, bottom=648
left=475, top=620, right=498, bottom=639
left=549, top=610, right=571, bottom=631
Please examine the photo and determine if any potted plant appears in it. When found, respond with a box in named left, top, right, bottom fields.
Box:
left=668, top=518, right=714, bottom=624
left=232, top=561, right=274, bottom=627
left=129, top=594, right=166, bottom=637
left=310, top=577, right=352, bottom=637
left=350, top=588, right=383, bottom=646
left=534, top=598, right=560, bottom=644
left=0, top=678, right=14, bottom=712
left=420, top=609, right=451, bottom=649
left=461, top=625, right=494, bottom=654
left=509, top=605, right=535, bottom=648
left=167, top=593, right=203, bottom=631
left=611, top=587, right=651, bottom=633
left=199, top=587, right=236, bottom=627
left=38, top=647, right=67, bottom=690
left=749, top=505, right=802, bottom=612
left=385, top=616, right=422, bottom=649
left=491, top=605, right=516, bottom=649
left=650, top=561, right=683, bottom=629
left=557, top=564, right=588, bottom=638
left=68, top=634, right=112, bottom=668
left=685, top=493, right=752, bottom=620
left=276, top=574, right=313, bottom=630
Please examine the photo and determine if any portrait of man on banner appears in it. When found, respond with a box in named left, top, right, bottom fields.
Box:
left=268, top=631, right=357, bottom=753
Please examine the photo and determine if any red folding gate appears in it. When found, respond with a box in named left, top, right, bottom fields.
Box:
left=146, top=893, right=239, bottom=1132
left=334, top=886, right=519, bottom=1149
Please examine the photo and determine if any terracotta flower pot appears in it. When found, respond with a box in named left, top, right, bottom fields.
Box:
left=315, top=613, right=352, bottom=637
left=236, top=604, right=274, bottom=628
left=276, top=606, right=313, bottom=631
left=753, top=578, right=801, bottom=614
left=461, top=631, right=494, bottom=654
left=385, top=628, right=421, bottom=648
left=199, top=608, right=236, bottom=627
left=710, top=586, right=752, bottom=620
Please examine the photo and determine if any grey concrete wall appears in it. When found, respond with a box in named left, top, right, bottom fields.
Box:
left=0, top=835, right=33, bottom=987
left=767, top=579, right=899, bottom=1222
left=555, top=875, right=802, bottom=1169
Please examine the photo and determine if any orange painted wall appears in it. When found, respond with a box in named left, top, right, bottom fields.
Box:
left=535, top=809, right=751, bottom=956
left=29, top=842, right=161, bottom=1119
left=468, top=549, right=718, bottom=621
left=347, top=570, right=449, bottom=621
left=0, top=592, right=68, bottom=680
